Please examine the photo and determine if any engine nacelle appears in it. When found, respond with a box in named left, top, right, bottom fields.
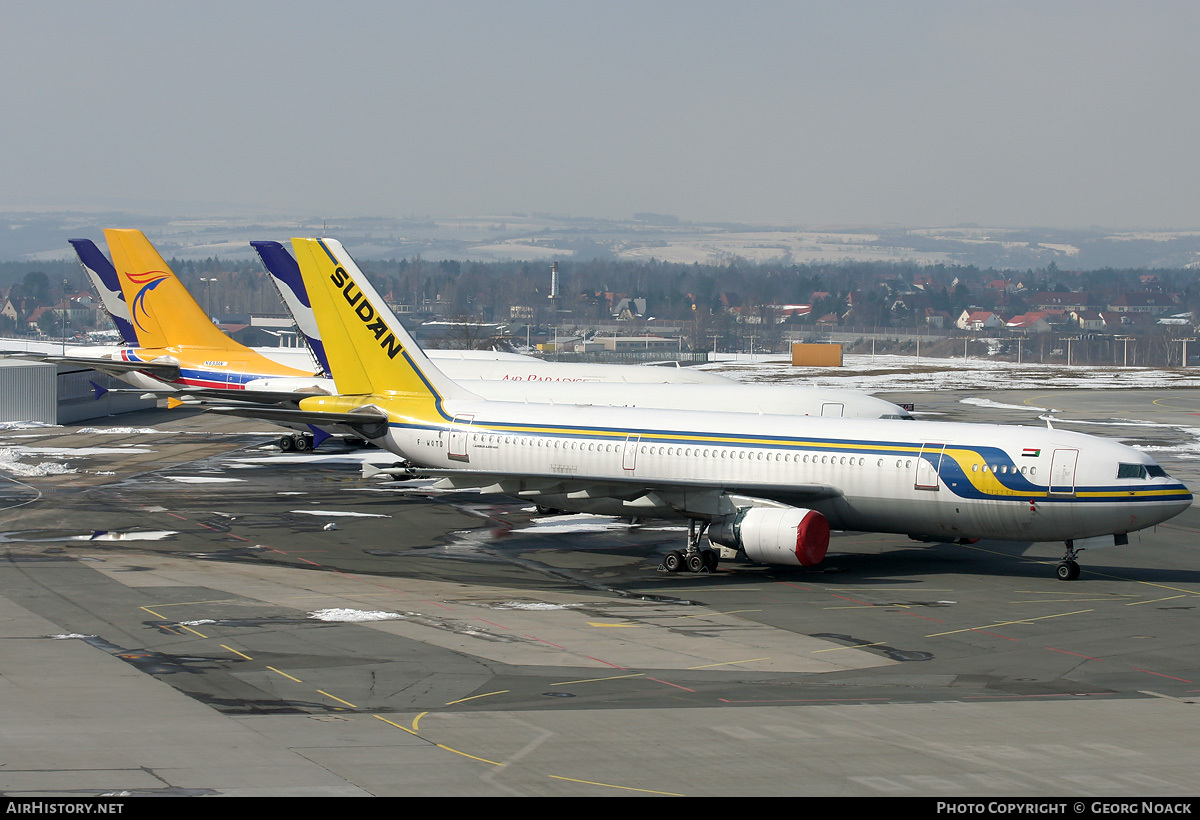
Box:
left=709, top=507, right=830, bottom=567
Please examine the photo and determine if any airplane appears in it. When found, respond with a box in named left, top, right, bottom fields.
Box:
left=53, top=232, right=737, bottom=392
left=207, top=237, right=1192, bottom=581
left=6, top=233, right=912, bottom=451
left=23, top=231, right=733, bottom=448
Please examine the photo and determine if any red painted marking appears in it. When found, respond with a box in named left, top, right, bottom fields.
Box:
left=970, top=629, right=1018, bottom=641
left=776, top=582, right=815, bottom=591
left=582, top=655, right=627, bottom=670
left=901, top=612, right=946, bottom=623
left=646, top=677, right=696, bottom=692
left=166, top=513, right=188, bottom=520
left=197, top=523, right=219, bottom=531
left=474, top=618, right=508, bottom=630
left=1045, top=647, right=1103, bottom=661
left=524, top=635, right=567, bottom=649
left=296, top=558, right=322, bottom=566
left=228, top=534, right=252, bottom=542
left=1131, top=667, right=1193, bottom=683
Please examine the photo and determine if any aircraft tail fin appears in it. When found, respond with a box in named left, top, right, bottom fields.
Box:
left=289, top=237, right=477, bottom=407
left=103, top=229, right=242, bottom=351
left=250, top=240, right=331, bottom=375
left=69, top=238, right=139, bottom=346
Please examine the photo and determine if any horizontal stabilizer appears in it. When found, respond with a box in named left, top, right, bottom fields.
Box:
left=206, top=404, right=390, bottom=439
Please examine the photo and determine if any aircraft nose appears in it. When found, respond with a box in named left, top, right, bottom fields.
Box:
left=1161, top=486, right=1194, bottom=523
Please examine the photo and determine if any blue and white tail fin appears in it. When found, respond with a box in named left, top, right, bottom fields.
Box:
left=250, top=240, right=331, bottom=376
left=68, top=238, right=138, bottom=345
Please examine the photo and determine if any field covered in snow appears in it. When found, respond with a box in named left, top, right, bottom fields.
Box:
left=700, top=353, right=1200, bottom=393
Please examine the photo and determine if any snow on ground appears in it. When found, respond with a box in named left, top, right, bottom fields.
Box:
left=165, top=476, right=245, bottom=483
left=489, top=601, right=576, bottom=611
left=699, top=353, right=1200, bottom=392
left=230, top=451, right=399, bottom=466
left=75, top=427, right=161, bottom=434
left=309, top=608, right=404, bottom=622
left=75, top=531, right=177, bottom=542
left=290, top=509, right=389, bottom=518
left=0, top=447, right=77, bottom=476
left=518, top=512, right=686, bottom=534
left=0, top=421, right=60, bottom=432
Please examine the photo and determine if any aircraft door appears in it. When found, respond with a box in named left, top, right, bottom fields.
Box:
left=914, top=443, right=946, bottom=490
left=820, top=402, right=845, bottom=417
left=1049, top=448, right=1078, bottom=495
left=622, top=434, right=641, bottom=471
left=449, top=414, right=474, bottom=463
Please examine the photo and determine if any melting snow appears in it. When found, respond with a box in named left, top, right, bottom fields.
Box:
left=309, top=608, right=404, bottom=622
left=292, top=509, right=389, bottom=518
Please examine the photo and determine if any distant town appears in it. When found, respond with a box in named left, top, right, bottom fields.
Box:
left=2, top=211, right=1199, bottom=368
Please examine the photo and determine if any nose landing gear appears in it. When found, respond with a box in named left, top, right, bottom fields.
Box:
left=1056, top=542, right=1083, bottom=581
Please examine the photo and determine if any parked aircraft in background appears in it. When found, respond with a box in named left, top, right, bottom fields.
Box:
left=209, top=237, right=1190, bottom=580
left=251, top=240, right=913, bottom=420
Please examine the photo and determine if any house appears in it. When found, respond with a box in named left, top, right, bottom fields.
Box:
left=1071, top=310, right=1105, bottom=331
left=956, top=310, right=1003, bottom=332
left=924, top=308, right=953, bottom=329
left=1005, top=312, right=1051, bottom=334
left=1107, top=293, right=1181, bottom=315
left=1029, top=292, right=1092, bottom=312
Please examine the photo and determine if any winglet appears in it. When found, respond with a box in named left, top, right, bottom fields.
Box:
left=307, top=424, right=332, bottom=450
left=69, top=238, right=139, bottom=346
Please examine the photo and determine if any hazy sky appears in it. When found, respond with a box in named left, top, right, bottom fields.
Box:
left=3, top=1, right=1198, bottom=228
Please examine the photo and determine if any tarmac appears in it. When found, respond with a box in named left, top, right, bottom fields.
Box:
left=0, top=389, right=1198, bottom=796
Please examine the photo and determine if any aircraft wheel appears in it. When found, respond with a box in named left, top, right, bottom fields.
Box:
left=1056, top=560, right=1080, bottom=581
left=663, top=551, right=684, bottom=573
left=279, top=435, right=294, bottom=452
left=687, top=553, right=706, bottom=573
left=294, top=435, right=312, bottom=452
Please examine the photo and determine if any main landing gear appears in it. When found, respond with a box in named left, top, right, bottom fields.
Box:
left=278, top=433, right=314, bottom=452
left=661, top=519, right=719, bottom=574
left=1056, top=542, right=1083, bottom=581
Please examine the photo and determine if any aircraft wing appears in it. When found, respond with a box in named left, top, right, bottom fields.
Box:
left=205, top=404, right=390, bottom=438
left=362, top=463, right=844, bottom=515
left=102, top=384, right=333, bottom=406
left=1, top=352, right=181, bottom=380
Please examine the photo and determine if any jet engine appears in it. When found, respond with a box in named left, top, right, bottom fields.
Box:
left=708, top=506, right=830, bottom=567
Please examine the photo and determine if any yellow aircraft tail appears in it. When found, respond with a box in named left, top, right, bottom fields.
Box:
left=290, top=237, right=477, bottom=418
left=104, top=229, right=241, bottom=350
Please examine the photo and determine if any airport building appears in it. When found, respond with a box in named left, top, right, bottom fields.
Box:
left=0, top=359, right=152, bottom=424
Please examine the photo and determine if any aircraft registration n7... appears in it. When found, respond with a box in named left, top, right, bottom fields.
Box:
left=220, top=237, right=1192, bottom=581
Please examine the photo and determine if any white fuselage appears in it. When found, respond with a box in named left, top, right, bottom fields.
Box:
left=356, top=398, right=1190, bottom=544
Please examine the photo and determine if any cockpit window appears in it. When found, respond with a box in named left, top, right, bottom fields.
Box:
left=1117, top=463, right=1157, bottom=480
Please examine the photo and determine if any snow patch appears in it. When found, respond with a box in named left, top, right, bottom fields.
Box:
left=308, top=608, right=405, bottom=622
left=291, top=509, right=389, bottom=518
